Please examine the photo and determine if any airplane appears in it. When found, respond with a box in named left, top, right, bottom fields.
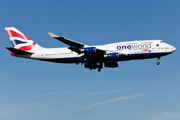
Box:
left=5, top=27, right=176, bottom=72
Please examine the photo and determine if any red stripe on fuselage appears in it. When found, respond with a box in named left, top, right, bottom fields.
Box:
left=142, top=50, right=150, bottom=51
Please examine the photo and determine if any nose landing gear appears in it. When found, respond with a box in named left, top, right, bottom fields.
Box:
left=157, top=57, right=160, bottom=65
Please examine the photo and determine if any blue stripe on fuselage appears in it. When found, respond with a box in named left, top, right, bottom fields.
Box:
left=41, top=52, right=171, bottom=63
left=42, top=57, right=85, bottom=63
left=125, top=52, right=171, bottom=60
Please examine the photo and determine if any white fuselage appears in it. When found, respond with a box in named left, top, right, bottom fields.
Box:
left=16, top=40, right=175, bottom=63
left=5, top=27, right=176, bottom=71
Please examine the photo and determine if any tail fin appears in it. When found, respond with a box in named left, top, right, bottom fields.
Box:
left=5, top=27, right=42, bottom=52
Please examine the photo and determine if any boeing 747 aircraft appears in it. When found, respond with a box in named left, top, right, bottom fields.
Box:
left=5, top=27, right=176, bottom=72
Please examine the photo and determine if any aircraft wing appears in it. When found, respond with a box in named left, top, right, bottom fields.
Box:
left=48, top=32, right=84, bottom=48
left=48, top=32, right=106, bottom=54
left=48, top=32, right=126, bottom=63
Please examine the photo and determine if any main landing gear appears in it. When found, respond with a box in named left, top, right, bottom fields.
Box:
left=96, top=62, right=103, bottom=72
left=156, top=57, right=160, bottom=65
left=85, top=62, right=103, bottom=72
left=98, top=68, right=102, bottom=72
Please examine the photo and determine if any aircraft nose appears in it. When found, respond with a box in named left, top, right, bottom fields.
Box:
left=171, top=46, right=176, bottom=52
left=173, top=46, right=176, bottom=52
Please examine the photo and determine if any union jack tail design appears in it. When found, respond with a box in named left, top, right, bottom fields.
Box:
left=5, top=27, right=42, bottom=52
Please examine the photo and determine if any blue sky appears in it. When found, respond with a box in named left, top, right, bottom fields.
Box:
left=0, top=0, right=180, bottom=120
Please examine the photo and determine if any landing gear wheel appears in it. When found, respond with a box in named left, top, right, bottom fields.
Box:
left=157, top=61, right=160, bottom=65
left=156, top=57, right=160, bottom=65
left=97, top=62, right=103, bottom=72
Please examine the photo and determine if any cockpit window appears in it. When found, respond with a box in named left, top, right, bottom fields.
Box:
left=160, top=41, right=165, bottom=43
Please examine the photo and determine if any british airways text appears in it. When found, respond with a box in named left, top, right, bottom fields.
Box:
left=117, top=43, right=151, bottom=50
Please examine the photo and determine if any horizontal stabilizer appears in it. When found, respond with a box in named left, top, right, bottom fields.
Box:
left=6, top=47, right=33, bottom=54
left=48, top=32, right=84, bottom=48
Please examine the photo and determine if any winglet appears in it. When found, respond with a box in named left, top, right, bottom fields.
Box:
left=48, top=32, right=59, bottom=38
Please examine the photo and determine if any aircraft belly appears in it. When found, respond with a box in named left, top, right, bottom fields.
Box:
left=123, top=52, right=171, bottom=60
left=41, top=57, right=85, bottom=63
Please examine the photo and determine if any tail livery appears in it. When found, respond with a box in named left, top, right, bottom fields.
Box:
left=5, top=27, right=36, bottom=51
left=5, top=27, right=42, bottom=56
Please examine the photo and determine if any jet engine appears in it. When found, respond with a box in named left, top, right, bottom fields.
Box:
left=80, top=47, right=96, bottom=53
left=104, top=53, right=119, bottom=59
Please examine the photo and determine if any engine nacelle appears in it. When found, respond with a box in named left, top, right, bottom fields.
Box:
left=104, top=53, right=119, bottom=59
left=81, top=47, right=96, bottom=53
left=104, top=62, right=118, bottom=68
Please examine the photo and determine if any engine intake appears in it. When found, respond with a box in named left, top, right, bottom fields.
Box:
left=81, top=47, right=96, bottom=53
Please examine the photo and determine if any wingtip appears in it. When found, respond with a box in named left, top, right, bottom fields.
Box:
left=48, top=32, right=59, bottom=38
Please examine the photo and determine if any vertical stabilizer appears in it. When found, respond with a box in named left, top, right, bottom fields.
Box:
left=5, top=27, right=42, bottom=52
